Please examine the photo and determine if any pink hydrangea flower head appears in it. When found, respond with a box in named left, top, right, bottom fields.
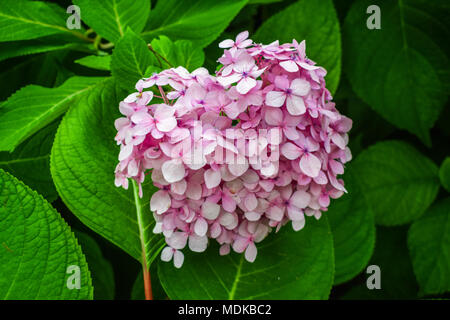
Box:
left=114, top=31, right=352, bottom=268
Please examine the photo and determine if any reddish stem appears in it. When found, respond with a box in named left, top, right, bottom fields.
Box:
left=141, top=250, right=153, bottom=300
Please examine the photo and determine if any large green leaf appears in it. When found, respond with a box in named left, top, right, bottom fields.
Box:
left=352, top=140, right=440, bottom=226
left=0, top=169, right=92, bottom=299
left=0, top=122, right=58, bottom=202
left=141, top=0, right=247, bottom=48
left=74, top=231, right=115, bottom=300
left=0, top=0, right=85, bottom=42
left=73, top=0, right=150, bottom=43
left=328, top=167, right=375, bottom=285
left=75, top=55, right=112, bottom=71
left=158, top=217, right=334, bottom=299
left=150, top=36, right=205, bottom=71
left=408, top=198, right=450, bottom=296
left=253, top=0, right=341, bottom=94
left=440, top=157, right=450, bottom=192
left=50, top=78, right=164, bottom=267
left=0, top=76, right=105, bottom=152
left=0, top=38, right=91, bottom=62
left=343, top=0, right=450, bottom=146
left=342, top=226, right=418, bottom=299
left=111, top=28, right=156, bottom=91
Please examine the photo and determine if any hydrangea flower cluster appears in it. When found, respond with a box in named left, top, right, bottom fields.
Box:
left=114, top=31, right=352, bottom=268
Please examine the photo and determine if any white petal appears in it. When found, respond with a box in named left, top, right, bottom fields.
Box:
left=245, top=242, right=257, bottom=262
left=290, top=78, right=311, bottom=96
left=162, top=159, right=185, bottom=183
left=202, top=201, right=221, bottom=220
left=286, top=95, right=306, bottom=116
left=161, top=247, right=173, bottom=262
left=173, top=250, right=184, bottom=268
left=150, top=190, right=171, bottom=214
left=265, top=91, right=286, bottom=107
left=236, top=77, right=256, bottom=94
left=204, top=169, right=222, bottom=189
left=290, top=190, right=311, bottom=209
left=156, top=117, right=177, bottom=132
left=188, top=235, right=208, bottom=252
left=194, top=217, right=208, bottom=236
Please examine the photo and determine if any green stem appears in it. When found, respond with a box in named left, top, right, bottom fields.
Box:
left=132, top=180, right=153, bottom=300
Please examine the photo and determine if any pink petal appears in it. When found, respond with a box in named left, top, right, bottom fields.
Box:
left=290, top=78, right=311, bottom=96
left=281, top=142, right=302, bottom=160
left=290, top=190, right=311, bottom=209
left=274, top=76, right=290, bottom=90
left=236, top=30, right=249, bottom=43
left=156, top=117, right=177, bottom=132
left=292, top=219, right=305, bottom=231
left=161, top=247, right=174, bottom=262
left=279, top=60, right=299, bottom=72
left=265, top=91, right=286, bottom=107
left=287, top=206, right=304, bottom=221
left=244, top=193, right=258, bottom=211
left=167, top=232, right=188, bottom=250
left=245, top=211, right=262, bottom=221
left=162, top=159, right=185, bottom=183
left=204, top=168, right=222, bottom=189
left=171, top=179, right=187, bottom=195
left=173, top=250, right=184, bottom=268
left=299, top=153, right=321, bottom=178
left=118, top=144, right=133, bottom=161
left=186, top=183, right=202, bottom=200
left=217, top=73, right=242, bottom=86
left=222, top=194, right=236, bottom=212
left=188, top=235, right=208, bottom=252
left=237, top=77, right=257, bottom=94
left=218, top=39, right=234, bottom=48
left=201, top=201, right=221, bottom=220
left=264, top=107, right=283, bottom=126
left=232, top=237, right=248, bottom=253
left=150, top=190, right=171, bottom=214
left=286, top=95, right=306, bottom=116
left=245, top=242, right=257, bottom=262
left=194, top=217, right=208, bottom=236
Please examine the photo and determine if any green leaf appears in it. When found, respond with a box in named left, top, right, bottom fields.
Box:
left=151, top=36, right=205, bottom=71
left=73, top=0, right=150, bottom=43
left=158, top=217, right=334, bottom=299
left=253, top=0, right=341, bottom=94
left=342, top=226, right=418, bottom=299
left=248, top=0, right=282, bottom=3
left=408, top=198, right=450, bottom=296
left=440, top=157, right=450, bottom=192
left=0, top=39, right=91, bottom=62
left=0, top=122, right=58, bottom=202
left=0, top=0, right=84, bottom=42
left=75, top=55, right=112, bottom=71
left=50, top=78, right=165, bottom=267
left=352, top=140, right=440, bottom=226
left=111, top=28, right=156, bottom=91
left=328, top=167, right=375, bottom=285
left=343, top=0, right=450, bottom=146
left=0, top=169, right=93, bottom=299
left=141, top=0, right=247, bottom=48
left=0, top=76, right=105, bottom=152
left=74, top=231, right=115, bottom=300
